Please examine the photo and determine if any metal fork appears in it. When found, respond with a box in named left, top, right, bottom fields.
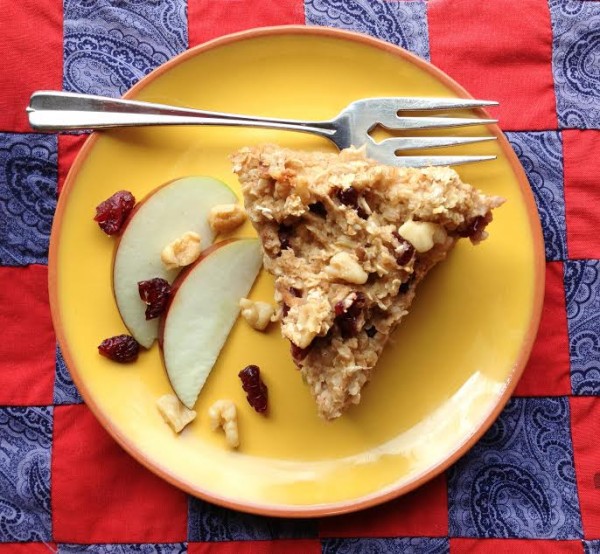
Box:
left=27, top=91, right=498, bottom=167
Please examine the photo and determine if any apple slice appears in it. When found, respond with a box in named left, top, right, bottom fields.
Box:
left=161, top=238, right=262, bottom=409
left=113, top=177, right=237, bottom=348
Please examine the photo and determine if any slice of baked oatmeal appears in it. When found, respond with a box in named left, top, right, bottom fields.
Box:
left=232, top=144, right=504, bottom=420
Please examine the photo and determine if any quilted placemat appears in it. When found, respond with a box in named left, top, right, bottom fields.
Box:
left=0, top=0, right=599, bottom=552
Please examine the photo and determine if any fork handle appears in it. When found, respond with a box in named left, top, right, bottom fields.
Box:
left=26, top=91, right=335, bottom=137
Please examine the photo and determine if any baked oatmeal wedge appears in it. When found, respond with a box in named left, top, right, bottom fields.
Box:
left=232, top=145, right=504, bottom=420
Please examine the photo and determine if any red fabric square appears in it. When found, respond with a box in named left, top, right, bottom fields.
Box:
left=570, top=397, right=600, bottom=539
left=318, top=474, right=447, bottom=538
left=563, top=130, right=600, bottom=259
left=0, top=1, right=62, bottom=132
left=427, top=0, right=557, bottom=131
left=0, top=545, right=57, bottom=554
left=0, top=265, right=55, bottom=405
left=514, top=262, right=570, bottom=396
left=52, top=404, right=188, bottom=543
left=450, top=538, right=584, bottom=553
left=189, top=540, right=322, bottom=554
left=58, top=134, right=89, bottom=195
left=188, top=0, right=305, bottom=47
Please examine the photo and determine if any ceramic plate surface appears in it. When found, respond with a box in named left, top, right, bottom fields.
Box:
left=50, top=26, right=544, bottom=516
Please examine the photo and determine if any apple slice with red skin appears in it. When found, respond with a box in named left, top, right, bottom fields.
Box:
left=159, top=238, right=263, bottom=409
left=112, top=176, right=237, bottom=348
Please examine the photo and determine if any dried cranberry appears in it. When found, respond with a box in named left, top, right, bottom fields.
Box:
left=357, top=207, right=369, bottom=220
left=278, top=224, right=293, bottom=251
left=392, top=232, right=416, bottom=266
left=396, top=248, right=414, bottom=266
left=337, top=186, right=359, bottom=207
left=314, top=327, right=334, bottom=347
left=458, top=216, right=486, bottom=239
left=138, top=278, right=171, bottom=320
left=335, top=291, right=366, bottom=339
left=94, top=190, right=135, bottom=235
left=290, top=342, right=310, bottom=361
left=336, top=187, right=368, bottom=219
left=98, top=334, right=140, bottom=363
left=334, top=291, right=364, bottom=317
left=290, top=287, right=302, bottom=298
left=399, top=277, right=415, bottom=294
left=396, top=244, right=415, bottom=266
left=239, top=365, right=268, bottom=413
left=334, top=294, right=352, bottom=317
left=365, top=326, right=377, bottom=338
left=308, top=202, right=327, bottom=218
left=338, top=317, right=356, bottom=338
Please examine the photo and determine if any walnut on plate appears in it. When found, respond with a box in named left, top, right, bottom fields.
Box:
left=161, top=231, right=202, bottom=270
left=239, top=298, right=274, bottom=331
left=208, top=399, right=239, bottom=448
left=156, top=394, right=196, bottom=433
left=208, top=204, right=247, bottom=234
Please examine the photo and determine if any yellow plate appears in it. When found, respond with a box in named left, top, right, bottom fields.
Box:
left=50, top=26, right=545, bottom=517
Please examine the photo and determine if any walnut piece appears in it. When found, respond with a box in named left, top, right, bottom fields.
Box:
left=282, top=289, right=332, bottom=348
left=397, top=220, right=447, bottom=253
left=161, top=231, right=202, bottom=270
left=208, top=399, right=239, bottom=448
left=156, top=394, right=196, bottom=433
left=239, top=298, right=274, bottom=331
left=325, top=251, right=368, bottom=284
left=208, top=204, right=247, bottom=234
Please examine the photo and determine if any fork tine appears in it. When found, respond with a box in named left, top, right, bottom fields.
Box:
left=379, top=136, right=496, bottom=152
left=355, top=97, right=499, bottom=112
left=385, top=116, right=497, bottom=131
left=393, top=155, right=497, bottom=168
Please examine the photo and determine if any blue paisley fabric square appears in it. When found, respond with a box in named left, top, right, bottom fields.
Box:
left=188, top=497, right=317, bottom=541
left=63, top=0, right=188, bottom=97
left=58, top=544, right=187, bottom=553
left=54, top=345, right=84, bottom=405
left=305, top=0, right=430, bottom=61
left=0, top=133, right=57, bottom=266
left=564, top=260, right=600, bottom=395
left=447, top=397, right=582, bottom=539
left=0, top=407, right=52, bottom=542
left=505, top=131, right=567, bottom=261
left=585, top=540, right=600, bottom=554
left=548, top=0, right=600, bottom=129
left=322, top=538, right=449, bottom=553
